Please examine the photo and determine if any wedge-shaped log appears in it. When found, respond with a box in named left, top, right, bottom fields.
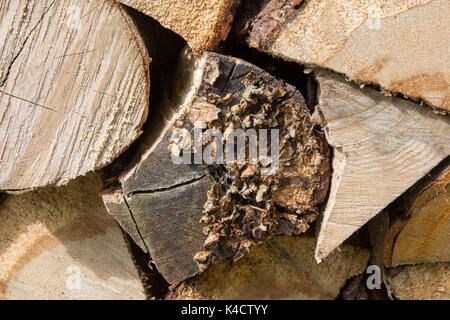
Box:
left=103, top=49, right=330, bottom=284
left=239, top=0, right=449, bottom=111
left=315, top=70, right=450, bottom=262
left=0, top=0, right=150, bottom=190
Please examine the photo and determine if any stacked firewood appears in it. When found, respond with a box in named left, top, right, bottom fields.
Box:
left=0, top=0, right=448, bottom=300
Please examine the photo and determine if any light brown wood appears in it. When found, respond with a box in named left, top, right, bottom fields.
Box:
left=0, top=173, right=145, bottom=300
left=117, top=0, right=237, bottom=51
left=385, top=263, right=450, bottom=300
left=241, top=0, right=449, bottom=111
left=170, top=234, right=369, bottom=300
left=315, top=70, right=450, bottom=262
left=383, top=167, right=450, bottom=267
left=0, top=0, right=150, bottom=191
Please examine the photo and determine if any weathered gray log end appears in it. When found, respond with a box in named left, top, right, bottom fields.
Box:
left=126, top=175, right=216, bottom=284
left=101, top=186, right=148, bottom=253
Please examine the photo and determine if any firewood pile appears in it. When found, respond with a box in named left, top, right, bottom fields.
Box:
left=0, top=0, right=448, bottom=300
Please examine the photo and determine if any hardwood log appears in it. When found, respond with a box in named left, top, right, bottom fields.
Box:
left=169, top=233, right=369, bottom=300
left=383, top=166, right=449, bottom=267
left=103, top=49, right=330, bottom=284
left=314, top=70, right=450, bottom=262
left=366, top=160, right=449, bottom=299
left=237, top=0, right=449, bottom=111
left=0, top=173, right=145, bottom=300
left=385, top=263, right=449, bottom=300
left=0, top=0, right=150, bottom=191
left=117, top=0, right=237, bottom=51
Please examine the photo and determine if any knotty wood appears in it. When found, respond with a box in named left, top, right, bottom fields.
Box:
left=0, top=173, right=145, bottom=300
left=0, top=0, right=150, bottom=190
left=240, top=0, right=449, bottom=111
left=315, top=70, right=450, bottom=262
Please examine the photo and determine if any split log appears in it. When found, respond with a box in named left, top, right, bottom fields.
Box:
left=315, top=70, right=450, bottom=262
left=237, top=0, right=449, bottom=111
left=117, top=0, right=237, bottom=51
left=0, top=173, right=145, bottom=300
left=366, top=160, right=449, bottom=299
left=385, top=263, right=449, bottom=300
left=383, top=165, right=449, bottom=267
left=169, top=233, right=370, bottom=300
left=103, top=49, right=330, bottom=284
left=0, top=0, right=150, bottom=191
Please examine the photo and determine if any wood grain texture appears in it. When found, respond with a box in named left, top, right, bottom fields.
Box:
left=106, top=48, right=214, bottom=284
left=170, top=234, right=369, bottom=300
left=244, top=0, right=449, bottom=111
left=0, top=173, right=145, bottom=300
left=101, top=186, right=148, bottom=253
left=105, top=49, right=330, bottom=284
left=126, top=175, right=216, bottom=285
left=117, top=0, right=237, bottom=51
left=315, top=70, right=450, bottom=262
left=385, top=263, right=450, bottom=300
left=384, top=168, right=450, bottom=267
left=0, top=0, right=150, bottom=190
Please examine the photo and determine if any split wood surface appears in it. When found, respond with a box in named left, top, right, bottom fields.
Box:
left=0, top=0, right=150, bottom=190
left=239, top=0, right=449, bottom=111
left=315, top=70, right=449, bottom=262
left=0, top=0, right=448, bottom=300
left=0, top=173, right=145, bottom=300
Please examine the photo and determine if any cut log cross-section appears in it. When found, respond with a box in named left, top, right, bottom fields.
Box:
left=315, top=70, right=450, bottom=262
left=368, top=163, right=450, bottom=300
left=103, top=49, right=330, bottom=284
left=385, top=263, right=449, bottom=300
left=0, top=173, right=145, bottom=300
left=239, top=0, right=450, bottom=111
left=0, top=0, right=150, bottom=191
left=383, top=164, right=450, bottom=268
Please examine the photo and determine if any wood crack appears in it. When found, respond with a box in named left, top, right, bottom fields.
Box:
left=126, top=172, right=208, bottom=198
left=0, top=0, right=56, bottom=88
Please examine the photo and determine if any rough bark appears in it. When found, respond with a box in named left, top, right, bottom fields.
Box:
left=237, top=0, right=449, bottom=111
left=0, top=173, right=145, bottom=300
left=0, top=0, right=150, bottom=190
left=314, top=70, right=450, bottom=262
left=103, top=49, right=330, bottom=284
